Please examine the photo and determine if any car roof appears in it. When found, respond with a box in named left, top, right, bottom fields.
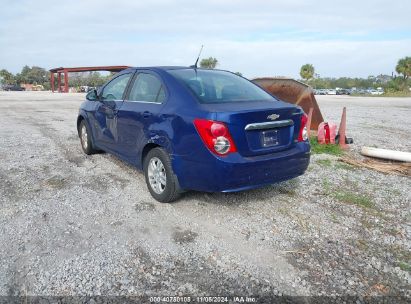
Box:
left=125, top=66, right=230, bottom=73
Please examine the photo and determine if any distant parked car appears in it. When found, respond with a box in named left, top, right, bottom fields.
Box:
left=327, top=89, right=337, bottom=95
left=77, top=67, right=310, bottom=202
left=336, top=89, right=351, bottom=95
left=355, top=89, right=367, bottom=95
left=31, top=84, right=44, bottom=91
left=87, top=86, right=97, bottom=92
left=314, top=89, right=326, bottom=95
left=370, top=89, right=384, bottom=95
left=2, top=84, right=25, bottom=91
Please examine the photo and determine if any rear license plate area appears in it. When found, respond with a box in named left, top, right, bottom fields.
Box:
left=261, top=130, right=279, bottom=147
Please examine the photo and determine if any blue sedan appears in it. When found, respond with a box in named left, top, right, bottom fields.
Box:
left=77, top=67, right=310, bottom=202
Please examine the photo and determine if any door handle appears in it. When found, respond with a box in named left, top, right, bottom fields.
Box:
left=143, top=111, right=152, bottom=119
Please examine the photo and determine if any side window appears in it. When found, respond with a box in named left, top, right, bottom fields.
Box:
left=128, top=73, right=166, bottom=103
left=101, top=73, right=132, bottom=101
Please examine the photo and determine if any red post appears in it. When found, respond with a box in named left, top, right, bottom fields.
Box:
left=64, top=69, right=69, bottom=93
left=57, top=73, right=61, bottom=92
left=50, top=72, right=55, bottom=92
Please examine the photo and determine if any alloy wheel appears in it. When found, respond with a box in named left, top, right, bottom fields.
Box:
left=147, top=157, right=167, bottom=194
left=81, top=124, right=88, bottom=150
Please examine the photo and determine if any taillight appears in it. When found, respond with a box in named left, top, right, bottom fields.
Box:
left=193, top=119, right=237, bottom=156
left=298, top=113, right=308, bottom=142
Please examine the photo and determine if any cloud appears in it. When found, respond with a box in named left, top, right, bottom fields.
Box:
left=0, top=0, right=410, bottom=77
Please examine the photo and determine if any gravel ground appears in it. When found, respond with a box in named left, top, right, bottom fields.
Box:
left=0, top=92, right=410, bottom=302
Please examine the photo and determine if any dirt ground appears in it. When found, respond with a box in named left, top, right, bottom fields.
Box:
left=0, top=91, right=410, bottom=302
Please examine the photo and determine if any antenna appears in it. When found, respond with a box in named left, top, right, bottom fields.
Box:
left=191, top=45, right=203, bottom=69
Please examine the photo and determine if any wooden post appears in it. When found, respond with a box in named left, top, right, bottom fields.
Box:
left=64, top=69, right=69, bottom=93
left=57, top=73, right=61, bottom=92
left=50, top=72, right=55, bottom=92
left=338, top=107, right=349, bottom=150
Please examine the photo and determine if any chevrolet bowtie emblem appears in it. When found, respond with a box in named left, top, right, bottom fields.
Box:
left=267, top=114, right=280, bottom=120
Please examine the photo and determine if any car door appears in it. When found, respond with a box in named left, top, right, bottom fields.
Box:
left=92, top=72, right=133, bottom=150
left=116, top=71, right=167, bottom=163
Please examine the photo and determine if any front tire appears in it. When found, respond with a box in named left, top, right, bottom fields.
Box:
left=78, top=120, right=97, bottom=155
left=144, top=148, right=181, bottom=203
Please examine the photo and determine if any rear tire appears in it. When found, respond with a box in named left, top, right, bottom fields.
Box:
left=144, top=147, right=181, bottom=203
left=78, top=120, right=97, bottom=155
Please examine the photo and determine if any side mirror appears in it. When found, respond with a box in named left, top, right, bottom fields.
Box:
left=104, top=99, right=116, bottom=108
left=86, top=89, right=98, bottom=101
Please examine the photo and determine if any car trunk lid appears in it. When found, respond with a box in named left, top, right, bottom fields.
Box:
left=202, top=100, right=303, bottom=157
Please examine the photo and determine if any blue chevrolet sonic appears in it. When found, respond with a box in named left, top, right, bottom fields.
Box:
left=77, top=67, right=310, bottom=202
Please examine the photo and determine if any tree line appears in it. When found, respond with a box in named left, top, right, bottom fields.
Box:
left=0, top=66, right=50, bottom=89
left=0, top=58, right=220, bottom=89
left=0, top=66, right=112, bottom=90
left=299, top=57, right=411, bottom=92
left=0, top=59, right=221, bottom=90
left=1, top=56, right=409, bottom=93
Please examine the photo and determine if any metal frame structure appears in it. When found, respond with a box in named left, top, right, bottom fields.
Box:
left=49, top=66, right=129, bottom=93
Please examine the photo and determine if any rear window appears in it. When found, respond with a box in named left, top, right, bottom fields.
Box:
left=168, top=69, right=274, bottom=104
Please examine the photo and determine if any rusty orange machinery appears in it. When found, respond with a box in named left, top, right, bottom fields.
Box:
left=252, top=78, right=323, bottom=130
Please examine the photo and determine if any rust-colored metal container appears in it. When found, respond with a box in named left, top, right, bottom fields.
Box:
left=252, top=78, right=323, bottom=130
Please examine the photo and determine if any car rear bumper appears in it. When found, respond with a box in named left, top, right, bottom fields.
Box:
left=172, top=142, right=310, bottom=192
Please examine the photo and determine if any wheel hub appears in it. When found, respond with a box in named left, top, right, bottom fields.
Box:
left=81, top=125, right=88, bottom=149
left=148, top=157, right=166, bottom=194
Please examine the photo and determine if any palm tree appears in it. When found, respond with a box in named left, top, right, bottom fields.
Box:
left=200, top=57, right=218, bottom=69
left=300, top=64, right=315, bottom=82
left=396, top=57, right=411, bottom=80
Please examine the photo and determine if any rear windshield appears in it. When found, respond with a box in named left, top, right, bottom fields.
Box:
left=167, top=69, right=275, bottom=103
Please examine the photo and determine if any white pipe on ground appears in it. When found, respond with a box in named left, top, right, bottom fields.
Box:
left=361, top=147, right=411, bottom=162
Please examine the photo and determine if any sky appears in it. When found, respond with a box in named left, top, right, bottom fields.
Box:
left=0, top=0, right=410, bottom=79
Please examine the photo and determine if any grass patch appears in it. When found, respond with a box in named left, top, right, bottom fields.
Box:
left=316, top=158, right=356, bottom=170
left=384, top=188, right=402, bottom=198
left=309, top=138, right=343, bottom=156
left=398, top=261, right=411, bottom=272
left=385, top=228, right=403, bottom=237
left=351, top=92, right=411, bottom=97
left=330, top=213, right=339, bottom=223
left=321, top=180, right=332, bottom=194
left=391, top=245, right=411, bottom=261
left=361, top=219, right=374, bottom=230
left=357, top=239, right=369, bottom=251
left=334, top=191, right=374, bottom=208
left=317, top=159, right=332, bottom=167
left=277, top=186, right=297, bottom=196
left=277, top=206, right=291, bottom=216
left=44, top=176, right=67, bottom=189
left=335, top=162, right=355, bottom=171
left=386, top=245, right=411, bottom=272
left=382, top=91, right=411, bottom=97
